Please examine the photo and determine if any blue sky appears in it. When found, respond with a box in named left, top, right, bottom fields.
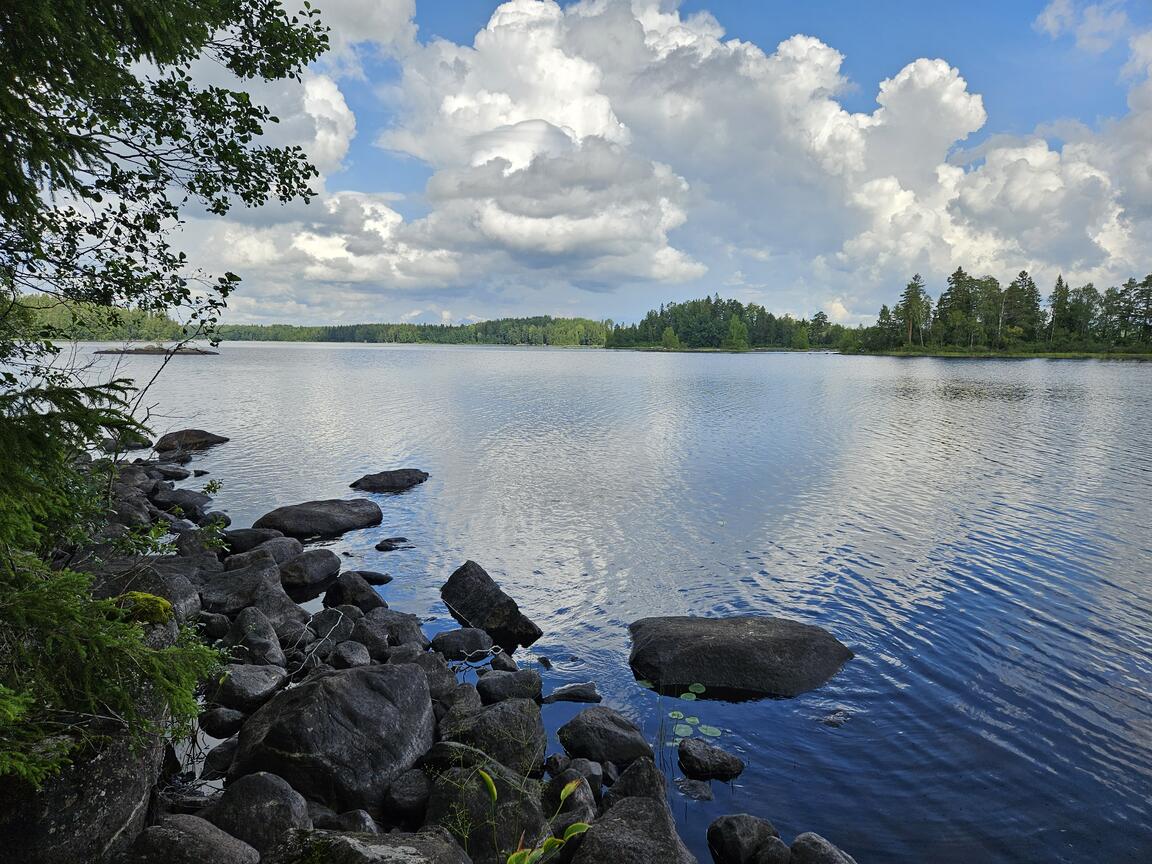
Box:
left=195, top=1, right=1152, bottom=325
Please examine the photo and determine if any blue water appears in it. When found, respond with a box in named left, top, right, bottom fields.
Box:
left=89, top=343, right=1152, bottom=862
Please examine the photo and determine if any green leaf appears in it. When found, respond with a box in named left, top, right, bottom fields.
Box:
left=699, top=725, right=723, bottom=737
left=679, top=692, right=697, bottom=701
left=636, top=680, right=654, bottom=690
left=686, top=716, right=700, bottom=725
left=507, top=851, right=532, bottom=864
left=563, top=822, right=591, bottom=841
left=559, top=778, right=583, bottom=804
left=673, top=723, right=694, bottom=737
left=688, top=683, right=707, bottom=694
left=477, top=768, right=498, bottom=803
left=541, top=837, right=566, bottom=855
left=668, top=710, right=685, bottom=720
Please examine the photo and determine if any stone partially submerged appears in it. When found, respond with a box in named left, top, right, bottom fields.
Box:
left=253, top=498, right=383, bottom=539
left=154, top=429, right=230, bottom=451
left=349, top=468, right=429, bottom=492
left=628, top=616, right=853, bottom=699
left=440, top=560, right=541, bottom=651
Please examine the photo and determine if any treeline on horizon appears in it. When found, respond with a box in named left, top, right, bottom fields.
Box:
left=18, top=294, right=185, bottom=341
left=217, top=315, right=610, bottom=346
left=848, top=269, right=1152, bottom=353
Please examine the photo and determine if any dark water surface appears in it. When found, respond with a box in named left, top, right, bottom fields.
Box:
left=88, top=343, right=1152, bottom=863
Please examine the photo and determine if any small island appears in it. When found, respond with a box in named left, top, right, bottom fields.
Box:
left=94, top=345, right=219, bottom=356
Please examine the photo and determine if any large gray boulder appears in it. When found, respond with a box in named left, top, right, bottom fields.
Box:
left=203, top=772, right=311, bottom=856
left=223, top=527, right=285, bottom=555
left=229, top=665, right=435, bottom=812
left=154, top=428, right=229, bottom=451
left=628, top=616, right=852, bottom=698
left=350, top=468, right=429, bottom=492
left=199, top=561, right=311, bottom=643
left=431, top=627, right=494, bottom=661
left=253, top=498, right=383, bottom=539
left=149, top=487, right=212, bottom=520
left=557, top=706, right=653, bottom=766
left=265, top=827, right=470, bottom=864
left=90, top=559, right=201, bottom=623
left=0, top=728, right=165, bottom=863
left=571, top=796, right=696, bottom=864
left=440, top=561, right=541, bottom=651
left=440, top=698, right=546, bottom=776
left=114, top=814, right=259, bottom=864
left=476, top=669, right=542, bottom=704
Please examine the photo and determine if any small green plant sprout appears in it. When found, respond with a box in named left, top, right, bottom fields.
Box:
left=477, top=768, right=498, bottom=803
left=688, top=683, right=706, bottom=694
left=506, top=780, right=591, bottom=864
left=201, top=479, right=222, bottom=495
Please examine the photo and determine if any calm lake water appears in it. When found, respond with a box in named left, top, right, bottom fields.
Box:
left=87, top=342, right=1152, bottom=863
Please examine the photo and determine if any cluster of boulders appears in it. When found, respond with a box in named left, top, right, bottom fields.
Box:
left=28, top=429, right=859, bottom=864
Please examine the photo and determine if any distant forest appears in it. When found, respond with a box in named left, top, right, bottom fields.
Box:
left=17, top=294, right=184, bottom=341
left=849, top=269, right=1152, bottom=353
left=217, top=316, right=610, bottom=346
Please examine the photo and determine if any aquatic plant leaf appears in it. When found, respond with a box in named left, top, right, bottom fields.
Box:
left=673, top=723, right=694, bottom=737
left=688, top=683, right=706, bottom=694
left=679, top=692, right=697, bottom=701
left=636, top=680, right=654, bottom=690
left=668, top=710, right=685, bottom=720
left=686, top=716, right=699, bottom=724
left=699, top=725, right=722, bottom=737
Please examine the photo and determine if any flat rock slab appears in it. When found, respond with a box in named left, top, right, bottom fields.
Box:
left=628, top=615, right=853, bottom=699
left=265, top=827, right=469, bottom=864
left=253, top=498, right=383, bottom=539
left=350, top=468, right=429, bottom=493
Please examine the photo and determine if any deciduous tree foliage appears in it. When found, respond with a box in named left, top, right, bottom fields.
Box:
left=0, top=0, right=327, bottom=784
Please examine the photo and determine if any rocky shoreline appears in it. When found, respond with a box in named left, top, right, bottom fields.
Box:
left=3, top=430, right=858, bottom=864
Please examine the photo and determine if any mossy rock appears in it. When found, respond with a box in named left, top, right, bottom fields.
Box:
left=115, top=591, right=174, bottom=624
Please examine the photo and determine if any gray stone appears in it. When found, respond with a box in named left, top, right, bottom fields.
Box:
left=675, top=778, right=713, bottom=800
left=325, top=571, right=388, bottom=613
left=383, top=768, right=431, bottom=823
left=476, top=669, right=542, bottom=704
left=225, top=537, right=303, bottom=569
left=570, top=796, right=696, bottom=864
left=678, top=737, right=745, bottom=781
left=790, top=833, right=858, bottom=864
left=201, top=737, right=238, bottom=781
left=225, top=606, right=286, bottom=666
left=490, top=651, right=518, bottom=672
left=557, top=706, right=653, bottom=767
left=200, top=561, right=311, bottom=643
left=199, top=706, right=246, bottom=739
left=154, top=429, right=229, bottom=451
left=602, top=757, right=666, bottom=811
left=542, top=682, right=602, bottom=704
left=204, top=772, right=311, bottom=856
left=440, top=561, right=541, bottom=651
left=115, top=814, right=259, bottom=864
left=705, top=815, right=780, bottom=864
left=253, top=498, right=383, bottom=539
left=628, top=616, right=852, bottom=699
left=431, top=627, right=494, bottom=661
left=280, top=548, right=342, bottom=600
left=330, top=640, right=372, bottom=669
left=345, top=569, right=393, bottom=585
left=198, top=611, right=232, bottom=641
left=351, top=607, right=429, bottom=659
left=350, top=468, right=430, bottom=492
left=440, top=698, right=545, bottom=776
left=223, top=527, right=285, bottom=555
left=150, top=487, right=212, bottom=520
left=230, top=665, right=435, bottom=812
left=209, top=663, right=287, bottom=713
left=264, top=827, right=471, bottom=864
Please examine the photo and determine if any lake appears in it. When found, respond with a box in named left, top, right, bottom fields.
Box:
left=88, top=342, right=1152, bottom=863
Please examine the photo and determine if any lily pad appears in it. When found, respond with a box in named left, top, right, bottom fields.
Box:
left=686, top=716, right=700, bottom=725
left=688, top=683, right=707, bottom=694
left=679, top=693, right=697, bottom=701
left=636, top=680, right=655, bottom=690
left=699, top=725, right=722, bottom=737
left=673, top=724, right=694, bottom=737
left=668, top=710, right=685, bottom=720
